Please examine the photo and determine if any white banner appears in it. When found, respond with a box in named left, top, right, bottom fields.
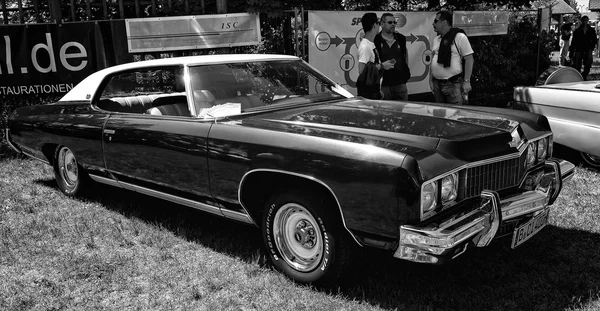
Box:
left=308, top=11, right=437, bottom=95
left=453, top=11, right=509, bottom=36
left=125, top=13, right=261, bottom=53
left=308, top=11, right=509, bottom=96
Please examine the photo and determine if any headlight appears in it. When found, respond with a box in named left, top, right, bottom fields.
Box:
left=421, top=181, right=438, bottom=214
left=537, top=137, right=548, bottom=160
left=441, top=173, right=458, bottom=202
left=526, top=142, right=536, bottom=166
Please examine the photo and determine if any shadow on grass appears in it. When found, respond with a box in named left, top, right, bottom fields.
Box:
left=33, top=176, right=600, bottom=310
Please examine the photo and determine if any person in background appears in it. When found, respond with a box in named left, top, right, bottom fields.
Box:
left=569, top=16, right=597, bottom=81
left=596, top=23, right=600, bottom=57
left=429, top=10, right=474, bottom=105
left=559, top=23, right=572, bottom=66
left=356, top=12, right=394, bottom=99
left=374, top=13, right=411, bottom=100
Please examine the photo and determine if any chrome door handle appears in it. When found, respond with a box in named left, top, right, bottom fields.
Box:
left=103, top=129, right=115, bottom=134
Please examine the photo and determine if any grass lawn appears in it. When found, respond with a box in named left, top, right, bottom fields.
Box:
left=1, top=144, right=600, bottom=311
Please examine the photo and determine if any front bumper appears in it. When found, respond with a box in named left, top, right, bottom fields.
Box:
left=394, top=159, right=575, bottom=264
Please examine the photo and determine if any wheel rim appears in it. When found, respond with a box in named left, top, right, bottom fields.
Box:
left=58, top=148, right=78, bottom=187
left=581, top=152, right=600, bottom=168
left=273, top=203, right=324, bottom=272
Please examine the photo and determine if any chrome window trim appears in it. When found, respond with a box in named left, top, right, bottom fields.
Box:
left=239, top=168, right=363, bottom=247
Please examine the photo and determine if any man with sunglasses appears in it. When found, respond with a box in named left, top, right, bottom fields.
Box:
left=357, top=12, right=395, bottom=99
left=374, top=13, right=411, bottom=100
left=430, top=10, right=474, bottom=105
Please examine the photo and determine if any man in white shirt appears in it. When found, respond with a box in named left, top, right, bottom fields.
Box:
left=429, top=10, right=474, bottom=105
left=356, top=12, right=394, bottom=99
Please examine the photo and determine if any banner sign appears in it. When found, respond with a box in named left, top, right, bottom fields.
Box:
left=0, top=21, right=131, bottom=96
left=308, top=11, right=508, bottom=96
left=308, top=11, right=437, bottom=95
left=125, top=13, right=261, bottom=53
left=453, top=11, right=509, bottom=36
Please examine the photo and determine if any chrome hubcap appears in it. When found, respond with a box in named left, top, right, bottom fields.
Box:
left=273, top=203, right=323, bottom=272
left=59, top=148, right=78, bottom=187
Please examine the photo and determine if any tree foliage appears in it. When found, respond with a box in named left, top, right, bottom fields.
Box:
left=468, top=12, right=554, bottom=106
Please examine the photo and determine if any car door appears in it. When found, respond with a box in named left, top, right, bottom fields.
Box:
left=97, top=65, right=219, bottom=214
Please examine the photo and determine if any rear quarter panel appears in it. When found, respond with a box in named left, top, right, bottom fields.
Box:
left=8, top=103, right=108, bottom=174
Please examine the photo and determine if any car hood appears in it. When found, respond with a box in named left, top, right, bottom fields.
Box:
left=241, top=99, right=520, bottom=164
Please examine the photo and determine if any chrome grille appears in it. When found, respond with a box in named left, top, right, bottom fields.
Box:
left=463, top=158, right=521, bottom=198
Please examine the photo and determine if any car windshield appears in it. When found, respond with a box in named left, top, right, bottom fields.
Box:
left=188, top=59, right=352, bottom=118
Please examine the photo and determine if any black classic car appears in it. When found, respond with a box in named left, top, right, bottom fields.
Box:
left=5, top=54, right=575, bottom=285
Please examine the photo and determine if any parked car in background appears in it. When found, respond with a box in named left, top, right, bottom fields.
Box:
left=513, top=67, right=600, bottom=169
left=6, top=54, right=575, bottom=285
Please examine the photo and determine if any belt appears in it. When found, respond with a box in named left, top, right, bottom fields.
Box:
left=433, top=74, right=462, bottom=83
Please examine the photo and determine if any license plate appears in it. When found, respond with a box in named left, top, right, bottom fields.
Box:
left=511, top=209, right=549, bottom=249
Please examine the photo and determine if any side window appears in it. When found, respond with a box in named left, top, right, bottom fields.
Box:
left=95, top=66, right=190, bottom=117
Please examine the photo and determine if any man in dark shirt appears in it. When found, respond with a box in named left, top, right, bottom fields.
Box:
left=374, top=13, right=411, bottom=100
left=569, top=16, right=597, bottom=80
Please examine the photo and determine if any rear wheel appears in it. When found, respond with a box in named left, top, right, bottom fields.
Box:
left=54, top=146, right=87, bottom=196
left=262, top=190, right=353, bottom=285
left=581, top=152, right=600, bottom=169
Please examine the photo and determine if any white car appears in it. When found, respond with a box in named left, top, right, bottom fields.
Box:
left=513, top=67, right=600, bottom=169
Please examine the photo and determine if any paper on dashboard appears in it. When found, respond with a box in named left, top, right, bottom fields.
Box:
left=198, top=103, right=242, bottom=118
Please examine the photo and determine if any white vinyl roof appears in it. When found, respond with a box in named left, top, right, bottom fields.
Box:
left=60, top=54, right=299, bottom=102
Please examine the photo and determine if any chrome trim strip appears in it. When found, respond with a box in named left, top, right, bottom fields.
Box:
left=221, top=209, right=254, bottom=225
left=24, top=152, right=50, bottom=165
left=239, top=168, right=362, bottom=246
left=4, top=128, right=21, bottom=153
left=118, top=181, right=224, bottom=217
left=88, top=174, right=123, bottom=188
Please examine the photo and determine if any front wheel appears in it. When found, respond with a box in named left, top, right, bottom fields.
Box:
left=581, top=152, right=600, bottom=169
left=54, top=146, right=87, bottom=196
left=262, top=190, right=353, bottom=285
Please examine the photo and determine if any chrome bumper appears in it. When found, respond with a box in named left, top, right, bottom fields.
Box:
left=394, top=159, right=574, bottom=264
